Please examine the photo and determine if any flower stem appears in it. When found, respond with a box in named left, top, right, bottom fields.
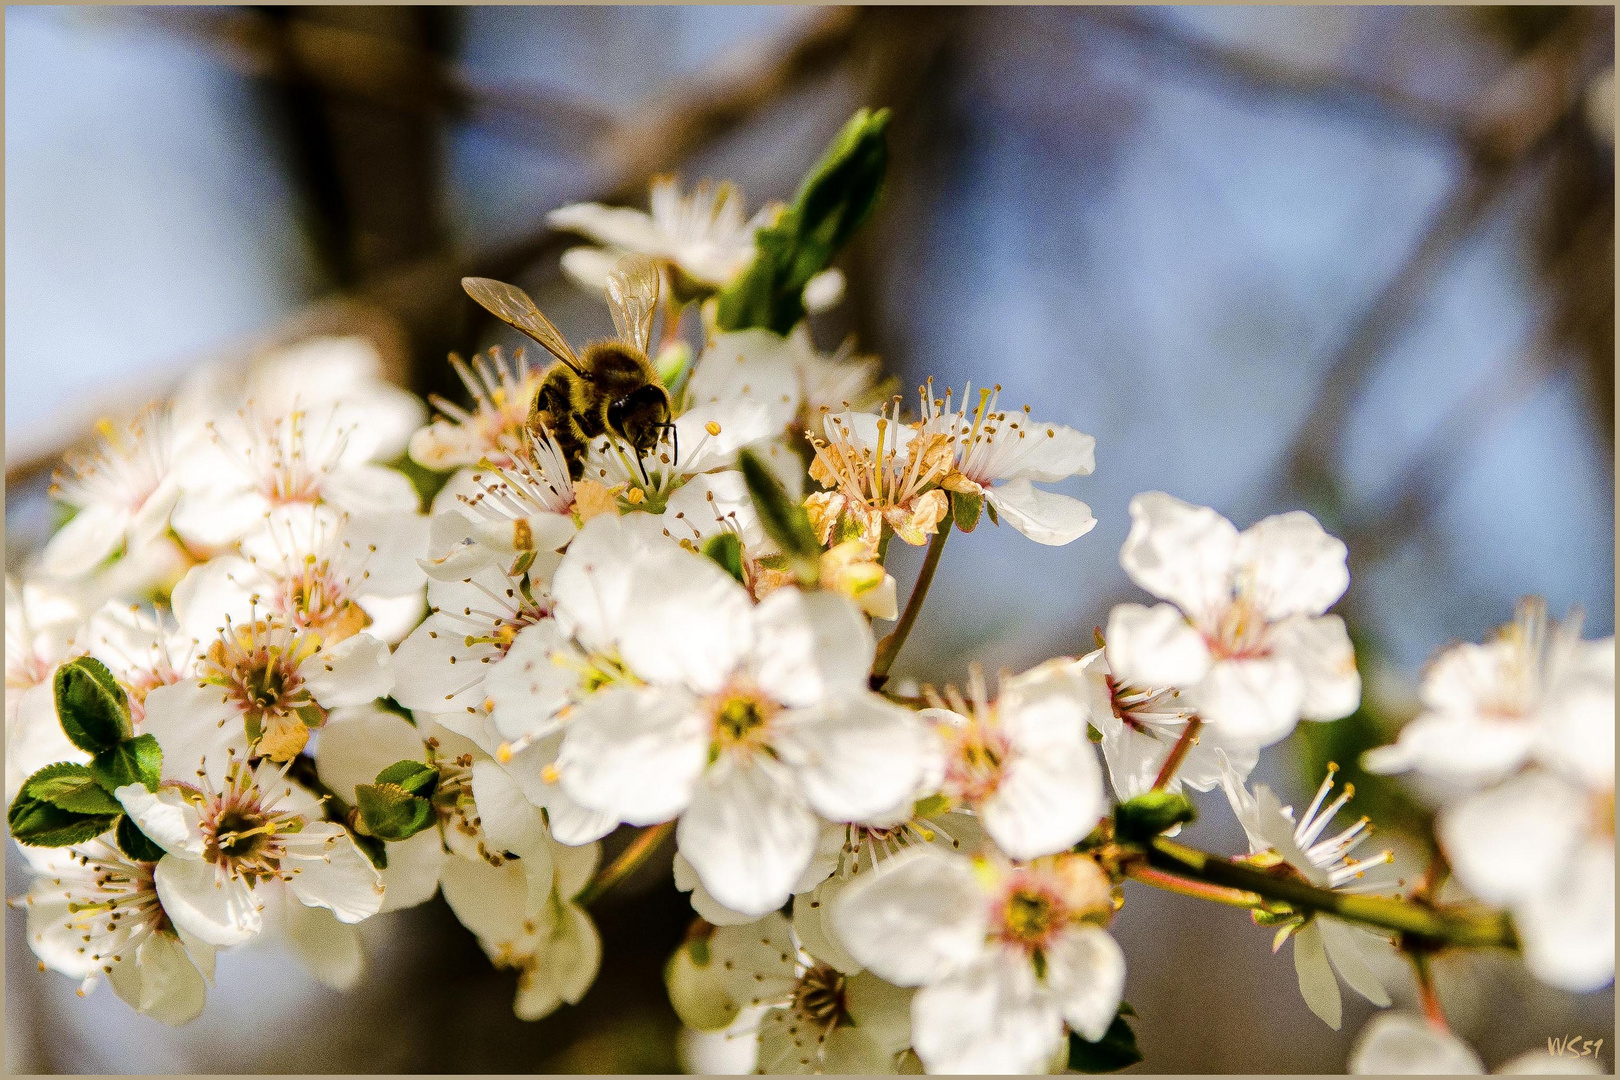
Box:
left=871, top=521, right=951, bottom=688
left=1411, top=952, right=1450, bottom=1031
left=1125, top=864, right=1264, bottom=909
left=1137, top=837, right=1517, bottom=950
left=576, top=820, right=676, bottom=907
left=1151, top=717, right=1203, bottom=790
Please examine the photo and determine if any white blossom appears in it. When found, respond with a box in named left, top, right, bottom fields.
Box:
left=1112, top=492, right=1360, bottom=746
left=705, top=911, right=915, bottom=1074
left=1219, top=755, right=1394, bottom=1029
left=43, top=404, right=182, bottom=579
left=116, top=756, right=384, bottom=948
left=14, top=839, right=215, bottom=1025
left=1074, top=645, right=1258, bottom=800
left=918, top=660, right=1107, bottom=861
left=550, top=176, right=773, bottom=293
left=142, top=598, right=392, bottom=765
left=832, top=846, right=1125, bottom=1075
left=171, top=403, right=420, bottom=551
left=1437, top=769, right=1613, bottom=993
left=555, top=515, right=929, bottom=917
left=1349, top=1012, right=1606, bottom=1075
left=1364, top=598, right=1614, bottom=789
left=408, top=347, right=545, bottom=471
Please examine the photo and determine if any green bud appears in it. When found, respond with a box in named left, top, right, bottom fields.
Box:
left=1113, top=790, right=1196, bottom=844
left=715, top=108, right=890, bottom=334
left=738, top=449, right=820, bottom=586
left=17, top=762, right=122, bottom=816
left=90, top=734, right=163, bottom=795
left=355, top=782, right=436, bottom=841
left=374, top=759, right=439, bottom=799
left=54, top=657, right=132, bottom=754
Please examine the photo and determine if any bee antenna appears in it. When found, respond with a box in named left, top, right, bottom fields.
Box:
left=668, top=422, right=679, bottom=468
left=636, top=446, right=651, bottom=486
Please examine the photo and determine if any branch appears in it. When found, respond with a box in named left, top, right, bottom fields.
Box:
left=1134, top=836, right=1517, bottom=950
left=575, top=821, right=676, bottom=907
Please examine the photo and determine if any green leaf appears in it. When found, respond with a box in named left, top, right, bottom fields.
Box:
left=116, top=815, right=168, bottom=863
left=1114, top=790, right=1196, bottom=844
left=90, top=734, right=163, bottom=795
left=701, top=533, right=747, bottom=584
left=1068, top=1002, right=1143, bottom=1073
left=354, top=832, right=389, bottom=871
left=355, top=783, right=436, bottom=841
left=738, top=449, right=820, bottom=586
left=984, top=499, right=1000, bottom=526
left=950, top=490, right=984, bottom=533
left=20, top=762, right=123, bottom=815
left=374, top=760, right=439, bottom=799
left=54, top=657, right=132, bottom=754
left=8, top=792, right=118, bottom=848
left=715, top=108, right=890, bottom=333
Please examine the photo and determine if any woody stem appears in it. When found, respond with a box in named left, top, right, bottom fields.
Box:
left=1132, top=837, right=1518, bottom=950
left=1151, top=717, right=1204, bottom=790
left=576, top=820, right=676, bottom=907
left=871, top=521, right=951, bottom=688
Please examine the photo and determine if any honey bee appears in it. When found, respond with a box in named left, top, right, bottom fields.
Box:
left=461, top=255, right=673, bottom=482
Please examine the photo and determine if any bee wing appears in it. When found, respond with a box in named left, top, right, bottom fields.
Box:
left=605, top=254, right=661, bottom=355
left=462, top=277, right=583, bottom=374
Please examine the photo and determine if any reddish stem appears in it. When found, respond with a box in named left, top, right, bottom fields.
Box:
left=1152, top=717, right=1204, bottom=790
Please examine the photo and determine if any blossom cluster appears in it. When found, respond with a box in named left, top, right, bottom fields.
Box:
left=6, top=110, right=1613, bottom=1075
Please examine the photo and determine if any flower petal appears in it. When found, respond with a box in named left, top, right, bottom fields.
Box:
left=773, top=692, right=926, bottom=823
left=303, top=632, right=393, bottom=708
left=140, top=678, right=249, bottom=787
left=1291, top=920, right=1342, bottom=1030
left=1046, top=925, right=1126, bottom=1042
left=1186, top=657, right=1305, bottom=746
left=1515, top=838, right=1614, bottom=993
left=1437, top=771, right=1586, bottom=906
left=41, top=503, right=131, bottom=579
left=1120, top=493, right=1241, bottom=622
left=978, top=738, right=1106, bottom=860
left=1348, top=1012, right=1484, bottom=1074
left=1105, top=602, right=1212, bottom=690
left=751, top=588, right=874, bottom=708
left=830, top=847, right=988, bottom=987
left=115, top=785, right=203, bottom=857
left=676, top=756, right=819, bottom=918
left=984, top=480, right=1096, bottom=547
left=154, top=855, right=263, bottom=947
left=911, top=948, right=1063, bottom=1075
left=106, top=929, right=208, bottom=1025
left=1269, top=614, right=1361, bottom=722
left=558, top=685, right=708, bottom=826
left=282, top=822, right=386, bottom=924
left=1318, top=917, right=1391, bottom=1007
left=1236, top=510, right=1349, bottom=620
left=281, top=898, right=365, bottom=991
left=313, top=705, right=429, bottom=804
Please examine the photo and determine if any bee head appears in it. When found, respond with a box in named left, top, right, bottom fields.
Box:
left=608, top=384, right=672, bottom=455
